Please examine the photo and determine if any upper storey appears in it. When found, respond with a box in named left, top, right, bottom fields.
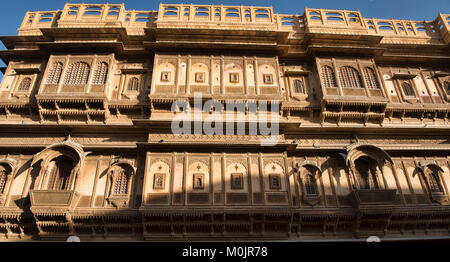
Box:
left=16, top=3, right=450, bottom=46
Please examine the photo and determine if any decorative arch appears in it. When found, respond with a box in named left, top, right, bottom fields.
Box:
left=345, top=144, right=393, bottom=190
left=31, top=138, right=90, bottom=191
left=105, top=159, right=136, bottom=208
left=416, top=161, right=447, bottom=204
left=294, top=160, right=322, bottom=206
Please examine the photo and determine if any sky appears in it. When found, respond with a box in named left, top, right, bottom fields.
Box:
left=0, top=0, right=448, bottom=69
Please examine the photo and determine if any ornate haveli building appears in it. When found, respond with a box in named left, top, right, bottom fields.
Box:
left=0, top=3, right=449, bottom=241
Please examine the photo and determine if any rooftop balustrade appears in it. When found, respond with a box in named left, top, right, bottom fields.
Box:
left=16, top=3, right=450, bottom=44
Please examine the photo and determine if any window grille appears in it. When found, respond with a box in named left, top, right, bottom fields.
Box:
left=0, top=166, right=8, bottom=194
left=364, top=67, right=381, bottom=89
left=113, top=169, right=129, bottom=195
left=17, top=77, right=32, bottom=91
left=127, top=77, right=139, bottom=91
left=293, top=79, right=305, bottom=93
left=304, top=174, right=319, bottom=195
left=339, top=66, right=363, bottom=88
left=321, top=65, right=337, bottom=88
left=193, top=173, right=204, bottom=189
left=92, top=62, right=108, bottom=85
left=425, top=168, right=444, bottom=193
left=269, top=174, right=281, bottom=189
left=231, top=173, right=243, bottom=189
left=46, top=62, right=63, bottom=84
left=64, top=62, right=90, bottom=85
left=402, top=82, right=415, bottom=97
left=153, top=173, right=165, bottom=189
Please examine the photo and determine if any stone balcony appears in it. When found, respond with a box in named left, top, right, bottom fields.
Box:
left=29, top=190, right=81, bottom=211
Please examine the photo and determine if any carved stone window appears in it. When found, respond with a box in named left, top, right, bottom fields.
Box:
left=364, top=67, right=381, bottom=89
left=269, top=174, right=281, bottom=190
left=229, top=72, right=239, bottom=83
left=321, top=65, right=337, bottom=88
left=193, top=173, right=204, bottom=189
left=195, top=72, right=205, bottom=83
left=112, top=168, right=130, bottom=195
left=444, top=81, right=450, bottom=96
left=92, top=62, right=108, bottom=85
left=263, top=74, right=273, bottom=84
left=293, top=79, right=305, bottom=94
left=354, top=156, right=380, bottom=190
left=46, top=62, right=63, bottom=84
left=339, top=66, right=363, bottom=88
left=153, top=173, right=166, bottom=190
left=64, top=62, right=90, bottom=85
left=402, top=81, right=415, bottom=97
left=46, top=156, right=74, bottom=190
left=231, top=173, right=243, bottom=189
left=0, top=165, right=9, bottom=194
left=17, top=77, right=31, bottom=91
left=303, top=173, right=319, bottom=196
left=161, top=71, right=170, bottom=82
left=127, top=77, right=139, bottom=91
left=423, top=167, right=444, bottom=194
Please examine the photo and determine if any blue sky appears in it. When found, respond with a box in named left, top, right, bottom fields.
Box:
left=0, top=0, right=448, bottom=37
left=0, top=0, right=448, bottom=69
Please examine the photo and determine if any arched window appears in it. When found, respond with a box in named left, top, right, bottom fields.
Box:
left=423, top=167, right=444, bottom=194
left=339, top=66, right=363, bottom=88
left=64, top=62, right=90, bottom=85
left=47, top=156, right=74, bottom=190
left=17, top=77, right=31, bottom=91
left=112, top=168, right=130, bottom=195
left=0, top=165, right=10, bottom=194
left=402, top=82, right=415, bottom=97
left=46, top=62, right=63, bottom=84
left=92, top=62, right=108, bottom=85
left=304, top=173, right=319, bottom=196
left=293, top=79, right=305, bottom=93
left=364, top=67, right=381, bottom=89
left=354, top=156, right=379, bottom=190
left=127, top=77, right=139, bottom=91
left=444, top=81, right=450, bottom=96
left=321, top=65, right=337, bottom=88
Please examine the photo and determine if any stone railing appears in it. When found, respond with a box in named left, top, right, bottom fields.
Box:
left=16, top=3, right=450, bottom=43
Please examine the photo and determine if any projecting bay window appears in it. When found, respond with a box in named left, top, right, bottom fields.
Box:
left=46, top=156, right=75, bottom=191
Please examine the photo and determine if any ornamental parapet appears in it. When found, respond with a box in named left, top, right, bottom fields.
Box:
left=16, top=3, right=450, bottom=45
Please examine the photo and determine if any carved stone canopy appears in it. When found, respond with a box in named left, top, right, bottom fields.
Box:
left=31, top=139, right=89, bottom=166
left=345, top=143, right=393, bottom=168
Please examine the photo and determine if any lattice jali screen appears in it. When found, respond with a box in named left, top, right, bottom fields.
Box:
left=339, top=66, right=363, bottom=88
left=64, top=62, right=90, bottom=85
left=113, top=170, right=129, bottom=195
left=364, top=67, right=381, bottom=89
left=92, top=62, right=108, bottom=85
left=46, top=62, right=64, bottom=84
left=17, top=77, right=32, bottom=91
left=321, top=65, right=337, bottom=88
